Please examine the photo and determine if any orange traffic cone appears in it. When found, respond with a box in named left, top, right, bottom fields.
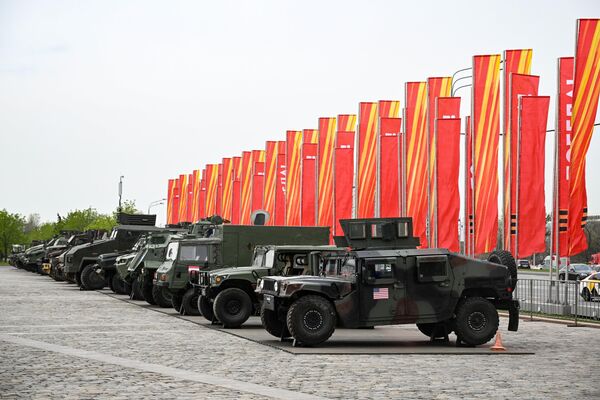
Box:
left=490, top=331, right=506, bottom=352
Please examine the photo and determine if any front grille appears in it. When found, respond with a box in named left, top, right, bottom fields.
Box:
left=200, top=271, right=210, bottom=286
left=262, top=279, right=275, bottom=292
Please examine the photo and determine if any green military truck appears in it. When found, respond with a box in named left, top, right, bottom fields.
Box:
left=193, top=244, right=338, bottom=328
left=257, top=217, right=519, bottom=347
left=154, top=224, right=330, bottom=316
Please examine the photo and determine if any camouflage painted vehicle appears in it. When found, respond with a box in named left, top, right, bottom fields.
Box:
left=257, top=218, right=519, bottom=347
left=62, top=213, right=159, bottom=289
left=155, top=223, right=330, bottom=316
left=193, top=244, right=337, bottom=327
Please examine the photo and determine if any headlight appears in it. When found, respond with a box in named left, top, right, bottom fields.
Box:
left=215, top=276, right=222, bottom=284
left=273, top=281, right=279, bottom=292
left=258, top=279, right=264, bottom=290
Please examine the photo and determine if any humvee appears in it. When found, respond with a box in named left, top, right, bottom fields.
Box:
left=154, top=222, right=330, bottom=316
left=256, top=218, right=519, bottom=347
left=193, top=244, right=338, bottom=327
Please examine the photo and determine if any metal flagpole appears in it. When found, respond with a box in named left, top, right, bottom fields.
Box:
left=550, top=58, right=560, bottom=295
left=402, top=92, right=408, bottom=218
left=515, top=96, right=523, bottom=262
left=506, top=71, right=513, bottom=254
left=375, top=116, right=381, bottom=218
left=470, top=57, right=476, bottom=257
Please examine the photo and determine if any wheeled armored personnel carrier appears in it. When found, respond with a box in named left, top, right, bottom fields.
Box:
left=256, top=217, right=519, bottom=347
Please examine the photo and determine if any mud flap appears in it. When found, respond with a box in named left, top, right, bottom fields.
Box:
left=508, top=300, right=519, bottom=332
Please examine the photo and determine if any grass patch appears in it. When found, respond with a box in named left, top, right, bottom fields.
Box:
left=0, top=261, right=10, bottom=266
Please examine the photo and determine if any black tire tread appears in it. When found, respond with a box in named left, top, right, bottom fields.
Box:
left=213, top=288, right=252, bottom=328
left=488, top=250, right=518, bottom=290
left=454, top=296, right=499, bottom=346
left=80, top=264, right=105, bottom=290
left=286, top=295, right=336, bottom=346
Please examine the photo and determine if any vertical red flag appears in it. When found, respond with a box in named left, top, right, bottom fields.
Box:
left=505, top=73, right=540, bottom=251
left=199, top=169, right=206, bottom=219
left=304, top=129, right=318, bottom=144
left=221, top=158, right=233, bottom=222
left=240, top=151, right=253, bottom=224
left=252, top=161, right=265, bottom=213
left=172, top=177, right=181, bottom=224
left=286, top=131, right=302, bottom=226
left=427, top=78, right=452, bottom=240
left=464, top=116, right=474, bottom=255
left=263, top=141, right=277, bottom=225
left=191, top=169, right=201, bottom=221
left=187, top=173, right=194, bottom=222
left=178, top=174, right=188, bottom=223
left=569, top=19, right=600, bottom=256
left=357, top=102, right=378, bottom=218
left=379, top=117, right=402, bottom=217
left=275, top=141, right=286, bottom=225
left=337, top=114, right=357, bottom=132
left=435, top=118, right=461, bottom=252
left=334, top=131, right=355, bottom=236
left=231, top=157, right=242, bottom=224
left=205, top=164, right=219, bottom=216
left=302, top=140, right=318, bottom=226
left=216, top=164, right=223, bottom=216
left=552, top=57, right=575, bottom=257
left=317, top=118, right=336, bottom=228
left=472, top=54, right=501, bottom=254
left=405, top=82, right=428, bottom=247
left=167, top=179, right=176, bottom=224
left=516, top=96, right=550, bottom=258
left=431, top=97, right=461, bottom=247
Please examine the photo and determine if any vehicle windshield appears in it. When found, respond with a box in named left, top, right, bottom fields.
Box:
left=110, top=229, right=118, bottom=239
left=149, top=236, right=167, bottom=245
left=264, top=250, right=275, bottom=267
left=165, top=242, right=179, bottom=261
left=179, top=244, right=209, bottom=262
left=322, top=257, right=356, bottom=281
left=253, top=249, right=267, bottom=266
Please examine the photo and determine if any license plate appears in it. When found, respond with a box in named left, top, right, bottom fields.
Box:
left=263, top=294, right=275, bottom=311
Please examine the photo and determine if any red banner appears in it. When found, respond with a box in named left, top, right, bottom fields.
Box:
left=275, top=141, right=286, bottom=225
left=569, top=19, right=600, bottom=256
left=302, top=142, right=318, bottom=225
left=304, top=129, right=318, bottom=144
left=516, top=96, right=550, bottom=258
left=552, top=57, right=575, bottom=257
left=379, top=117, right=402, bottom=217
left=263, top=141, right=277, bottom=225
left=240, top=151, right=252, bottom=224
left=178, top=174, right=188, bottom=223
left=167, top=179, right=177, bottom=224
left=252, top=161, right=265, bottom=213
left=231, top=157, right=242, bottom=224
left=357, top=102, right=378, bottom=218
left=427, top=78, right=452, bottom=240
left=405, top=82, right=428, bottom=247
left=334, top=131, right=354, bottom=236
left=205, top=164, right=219, bottom=216
left=199, top=169, right=206, bottom=220
left=338, top=114, right=357, bottom=132
left=216, top=164, right=223, bottom=217
left=187, top=173, right=194, bottom=222
left=286, top=131, right=302, bottom=226
left=505, top=73, right=540, bottom=252
left=472, top=54, right=501, bottom=254
left=191, top=169, right=201, bottom=221
left=318, top=118, right=336, bottom=228
left=222, top=158, right=233, bottom=222
left=464, top=116, right=474, bottom=255
left=435, top=118, right=461, bottom=252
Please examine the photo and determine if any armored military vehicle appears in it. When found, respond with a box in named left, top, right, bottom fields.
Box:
left=8, top=244, right=25, bottom=267
left=257, top=217, right=519, bottom=347
left=155, top=223, right=330, bottom=316
left=193, top=244, right=338, bottom=327
left=62, top=213, right=160, bottom=289
left=20, top=237, right=69, bottom=273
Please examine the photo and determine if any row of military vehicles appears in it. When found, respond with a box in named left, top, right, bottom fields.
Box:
left=10, top=213, right=520, bottom=347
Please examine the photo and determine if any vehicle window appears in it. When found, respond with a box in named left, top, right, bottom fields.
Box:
left=110, top=229, right=118, bottom=239
left=324, top=259, right=338, bottom=276
left=150, top=236, right=166, bottom=245
left=416, top=256, right=448, bottom=282
left=179, top=244, right=208, bottom=262
left=165, top=242, right=179, bottom=261
left=340, top=258, right=356, bottom=277
left=253, top=249, right=266, bottom=266
left=574, top=265, right=591, bottom=272
left=264, top=250, right=275, bottom=268
left=366, top=262, right=394, bottom=280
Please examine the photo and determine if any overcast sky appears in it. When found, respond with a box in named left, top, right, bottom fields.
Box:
left=1, top=0, right=599, bottom=227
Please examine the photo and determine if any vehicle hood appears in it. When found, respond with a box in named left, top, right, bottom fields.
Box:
left=209, top=265, right=263, bottom=276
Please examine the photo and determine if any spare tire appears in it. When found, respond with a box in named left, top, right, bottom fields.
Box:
left=488, top=250, right=517, bottom=290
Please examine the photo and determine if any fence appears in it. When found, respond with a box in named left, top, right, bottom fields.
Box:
left=513, top=278, right=600, bottom=325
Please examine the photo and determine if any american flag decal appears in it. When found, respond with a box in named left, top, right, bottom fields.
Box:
left=373, top=287, right=389, bottom=300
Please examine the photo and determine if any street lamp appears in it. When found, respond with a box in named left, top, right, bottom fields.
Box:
left=118, top=175, right=124, bottom=212
left=148, top=198, right=166, bottom=214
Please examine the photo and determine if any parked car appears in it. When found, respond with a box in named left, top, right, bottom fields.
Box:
left=591, top=265, right=600, bottom=273
left=559, top=263, right=593, bottom=281
left=580, top=272, right=600, bottom=301
left=517, top=259, right=530, bottom=269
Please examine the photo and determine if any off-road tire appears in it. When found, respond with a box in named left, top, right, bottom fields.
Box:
left=141, top=282, right=156, bottom=305
left=80, top=264, right=105, bottom=290
left=75, top=271, right=82, bottom=286
left=111, top=274, right=131, bottom=295
left=182, top=288, right=201, bottom=316
left=454, top=296, right=499, bottom=346
left=171, top=293, right=183, bottom=312
left=261, top=307, right=290, bottom=338
left=212, top=288, right=252, bottom=328
left=130, top=278, right=144, bottom=300
left=152, top=285, right=173, bottom=308
left=286, top=295, right=336, bottom=346
left=198, top=295, right=215, bottom=322
left=582, top=288, right=592, bottom=302
left=488, top=250, right=518, bottom=290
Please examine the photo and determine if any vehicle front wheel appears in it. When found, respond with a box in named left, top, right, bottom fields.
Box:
left=261, top=307, right=290, bottom=338
left=130, top=278, right=144, bottom=300
left=197, top=295, right=215, bottom=322
left=213, top=288, right=252, bottom=328
left=171, top=293, right=183, bottom=312
left=582, top=288, right=592, bottom=302
left=182, top=288, right=201, bottom=316
left=111, top=274, right=131, bottom=295
left=152, top=285, right=173, bottom=308
left=142, top=282, right=156, bottom=305
left=80, top=264, right=106, bottom=290
left=286, top=295, right=336, bottom=346
left=454, top=297, right=499, bottom=346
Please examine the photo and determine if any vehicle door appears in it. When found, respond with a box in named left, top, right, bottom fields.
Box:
left=359, top=257, right=406, bottom=324
left=406, top=255, right=453, bottom=319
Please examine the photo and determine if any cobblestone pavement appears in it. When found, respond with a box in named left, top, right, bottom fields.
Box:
left=1, top=265, right=598, bottom=399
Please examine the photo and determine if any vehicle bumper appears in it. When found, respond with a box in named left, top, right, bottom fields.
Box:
left=41, top=263, right=51, bottom=274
